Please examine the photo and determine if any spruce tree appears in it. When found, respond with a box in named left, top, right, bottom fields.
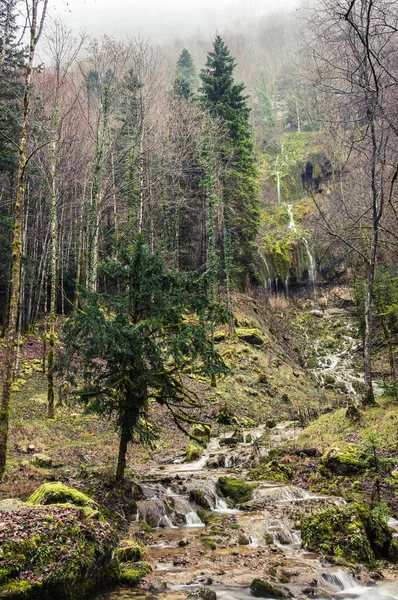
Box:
left=174, top=48, right=197, bottom=99
left=60, top=236, right=227, bottom=481
left=200, top=36, right=259, bottom=288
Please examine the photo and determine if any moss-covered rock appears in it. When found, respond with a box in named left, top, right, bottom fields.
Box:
left=28, top=482, right=99, bottom=510
left=30, top=454, right=52, bottom=468
left=0, top=503, right=119, bottom=599
left=248, top=460, right=292, bottom=483
left=119, top=561, right=152, bottom=586
left=320, top=445, right=392, bottom=476
left=202, top=538, right=217, bottom=550
left=115, top=542, right=143, bottom=563
left=236, top=328, right=264, bottom=346
left=186, top=444, right=202, bottom=462
left=301, top=502, right=398, bottom=566
left=250, top=579, right=288, bottom=598
left=216, top=477, right=256, bottom=506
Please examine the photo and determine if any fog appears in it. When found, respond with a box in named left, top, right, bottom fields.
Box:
left=51, top=0, right=298, bottom=40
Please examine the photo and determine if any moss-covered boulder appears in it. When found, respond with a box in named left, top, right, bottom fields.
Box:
left=119, top=561, right=152, bottom=585
left=216, top=477, right=256, bottom=506
left=0, top=503, right=119, bottom=599
left=250, top=579, right=288, bottom=598
left=236, top=328, right=264, bottom=346
left=301, top=502, right=398, bottom=566
left=320, top=445, right=392, bottom=476
left=28, top=482, right=99, bottom=510
left=115, top=542, right=143, bottom=563
left=248, top=460, right=292, bottom=483
left=186, top=444, right=202, bottom=462
left=30, top=454, right=52, bottom=468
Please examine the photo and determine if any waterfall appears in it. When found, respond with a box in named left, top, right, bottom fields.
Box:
left=287, top=203, right=317, bottom=304
left=287, top=204, right=297, bottom=233
left=185, top=511, right=204, bottom=527
left=224, top=456, right=232, bottom=468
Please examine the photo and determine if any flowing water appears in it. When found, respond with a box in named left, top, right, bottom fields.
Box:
left=94, top=423, right=398, bottom=600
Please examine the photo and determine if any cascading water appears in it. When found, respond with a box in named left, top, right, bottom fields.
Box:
left=287, top=203, right=317, bottom=304
left=96, top=424, right=398, bottom=600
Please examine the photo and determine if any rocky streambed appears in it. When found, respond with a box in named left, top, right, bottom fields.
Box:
left=94, top=423, right=398, bottom=600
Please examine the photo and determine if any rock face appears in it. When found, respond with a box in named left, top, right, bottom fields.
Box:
left=0, top=502, right=119, bottom=599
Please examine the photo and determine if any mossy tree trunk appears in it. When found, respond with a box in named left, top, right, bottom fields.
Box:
left=0, top=0, right=48, bottom=479
left=47, top=93, right=60, bottom=419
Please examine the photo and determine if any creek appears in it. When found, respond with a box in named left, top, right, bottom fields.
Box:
left=95, top=423, right=398, bottom=600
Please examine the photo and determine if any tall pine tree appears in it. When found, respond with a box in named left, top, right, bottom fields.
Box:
left=174, top=48, right=197, bottom=99
left=200, top=36, right=259, bottom=289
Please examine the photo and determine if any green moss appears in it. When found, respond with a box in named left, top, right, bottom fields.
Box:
left=250, top=578, right=287, bottom=598
left=28, top=483, right=99, bottom=509
left=248, top=460, right=292, bottom=483
left=320, top=445, right=392, bottom=476
left=119, top=562, right=152, bottom=586
left=0, top=502, right=119, bottom=599
left=30, top=454, right=52, bottom=468
left=301, top=502, right=398, bottom=566
left=115, top=543, right=143, bottom=563
left=236, top=328, right=264, bottom=346
left=216, top=477, right=257, bottom=505
left=202, top=538, right=217, bottom=550
left=186, top=444, right=202, bottom=461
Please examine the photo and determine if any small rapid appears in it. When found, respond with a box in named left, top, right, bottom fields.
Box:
left=95, top=423, right=398, bottom=600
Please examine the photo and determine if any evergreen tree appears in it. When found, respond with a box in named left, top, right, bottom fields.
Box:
left=200, top=36, right=259, bottom=288
left=174, top=48, right=197, bottom=99
left=60, top=236, right=227, bottom=481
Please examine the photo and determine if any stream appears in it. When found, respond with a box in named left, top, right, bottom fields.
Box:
left=95, top=423, right=398, bottom=600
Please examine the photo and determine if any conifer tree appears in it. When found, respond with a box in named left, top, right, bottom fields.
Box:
left=60, top=236, right=227, bottom=481
left=174, top=48, right=197, bottom=99
left=200, top=36, right=259, bottom=288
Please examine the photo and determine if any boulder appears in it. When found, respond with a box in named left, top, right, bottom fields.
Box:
left=250, top=579, right=289, bottom=598
left=30, top=453, right=52, bottom=468
left=115, top=542, right=143, bottom=563
left=216, top=476, right=256, bottom=505
left=28, top=482, right=99, bottom=510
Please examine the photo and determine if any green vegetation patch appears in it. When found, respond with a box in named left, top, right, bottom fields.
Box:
left=0, top=503, right=119, bottom=599
left=301, top=502, right=398, bottom=566
left=216, top=476, right=257, bottom=505
left=248, top=459, right=292, bottom=483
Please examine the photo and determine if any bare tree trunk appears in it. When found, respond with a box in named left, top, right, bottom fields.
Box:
left=0, top=0, right=48, bottom=478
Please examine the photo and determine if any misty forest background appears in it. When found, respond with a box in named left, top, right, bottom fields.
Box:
left=0, top=0, right=398, bottom=479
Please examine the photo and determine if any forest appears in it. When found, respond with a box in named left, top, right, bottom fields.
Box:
left=1, top=0, right=398, bottom=599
